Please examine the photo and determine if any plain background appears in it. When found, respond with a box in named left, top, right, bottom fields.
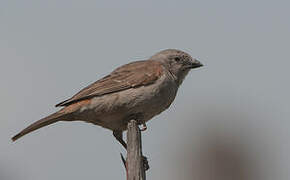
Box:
left=1, top=0, right=289, bottom=179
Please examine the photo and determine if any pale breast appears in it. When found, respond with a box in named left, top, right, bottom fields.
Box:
left=116, top=73, right=178, bottom=122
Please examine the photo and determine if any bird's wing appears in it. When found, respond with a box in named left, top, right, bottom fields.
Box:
left=55, top=60, right=164, bottom=107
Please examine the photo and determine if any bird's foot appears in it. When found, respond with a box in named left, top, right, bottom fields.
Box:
left=142, top=155, right=150, bottom=171
left=140, top=123, right=147, bottom=131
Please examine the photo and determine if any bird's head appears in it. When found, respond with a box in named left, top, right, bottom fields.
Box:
left=151, top=49, right=203, bottom=85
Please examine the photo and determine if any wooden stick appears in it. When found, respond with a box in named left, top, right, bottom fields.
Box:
left=126, top=120, right=146, bottom=180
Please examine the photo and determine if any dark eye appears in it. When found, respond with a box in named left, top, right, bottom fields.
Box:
left=174, top=57, right=181, bottom=62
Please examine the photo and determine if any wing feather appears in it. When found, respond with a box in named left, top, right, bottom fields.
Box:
left=55, top=60, right=163, bottom=107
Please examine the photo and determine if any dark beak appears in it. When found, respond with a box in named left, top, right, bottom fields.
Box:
left=190, top=59, right=203, bottom=69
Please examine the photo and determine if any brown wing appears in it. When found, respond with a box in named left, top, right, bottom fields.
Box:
left=55, top=60, right=164, bottom=107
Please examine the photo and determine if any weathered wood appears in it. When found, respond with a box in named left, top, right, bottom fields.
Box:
left=126, top=120, right=146, bottom=180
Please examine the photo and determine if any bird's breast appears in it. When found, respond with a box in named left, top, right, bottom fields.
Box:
left=129, top=73, right=178, bottom=121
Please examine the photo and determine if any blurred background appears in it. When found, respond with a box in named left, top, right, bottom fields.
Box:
left=1, top=0, right=289, bottom=179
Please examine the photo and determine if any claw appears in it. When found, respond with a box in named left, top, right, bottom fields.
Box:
left=140, top=123, right=147, bottom=131
left=142, top=156, right=150, bottom=171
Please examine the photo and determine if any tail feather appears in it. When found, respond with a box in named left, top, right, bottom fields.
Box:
left=12, top=112, right=65, bottom=141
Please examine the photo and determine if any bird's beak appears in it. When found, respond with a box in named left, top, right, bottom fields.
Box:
left=190, top=59, right=203, bottom=69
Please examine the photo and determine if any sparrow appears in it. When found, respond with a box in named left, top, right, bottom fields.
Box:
left=12, top=49, right=203, bottom=149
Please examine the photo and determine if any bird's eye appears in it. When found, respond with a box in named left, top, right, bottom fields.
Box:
left=174, top=57, right=181, bottom=62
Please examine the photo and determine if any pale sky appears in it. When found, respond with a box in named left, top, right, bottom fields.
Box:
left=1, top=0, right=290, bottom=179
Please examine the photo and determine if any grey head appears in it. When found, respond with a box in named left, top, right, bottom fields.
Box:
left=150, top=49, right=203, bottom=85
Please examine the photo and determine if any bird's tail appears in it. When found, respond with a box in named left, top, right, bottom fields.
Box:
left=12, top=111, right=67, bottom=141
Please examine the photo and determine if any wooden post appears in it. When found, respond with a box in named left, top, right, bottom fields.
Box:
left=126, top=120, right=146, bottom=180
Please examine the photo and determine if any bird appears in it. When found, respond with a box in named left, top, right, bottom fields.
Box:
left=12, top=49, right=203, bottom=149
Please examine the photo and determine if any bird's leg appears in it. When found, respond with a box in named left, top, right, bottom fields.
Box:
left=113, top=130, right=127, bottom=149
